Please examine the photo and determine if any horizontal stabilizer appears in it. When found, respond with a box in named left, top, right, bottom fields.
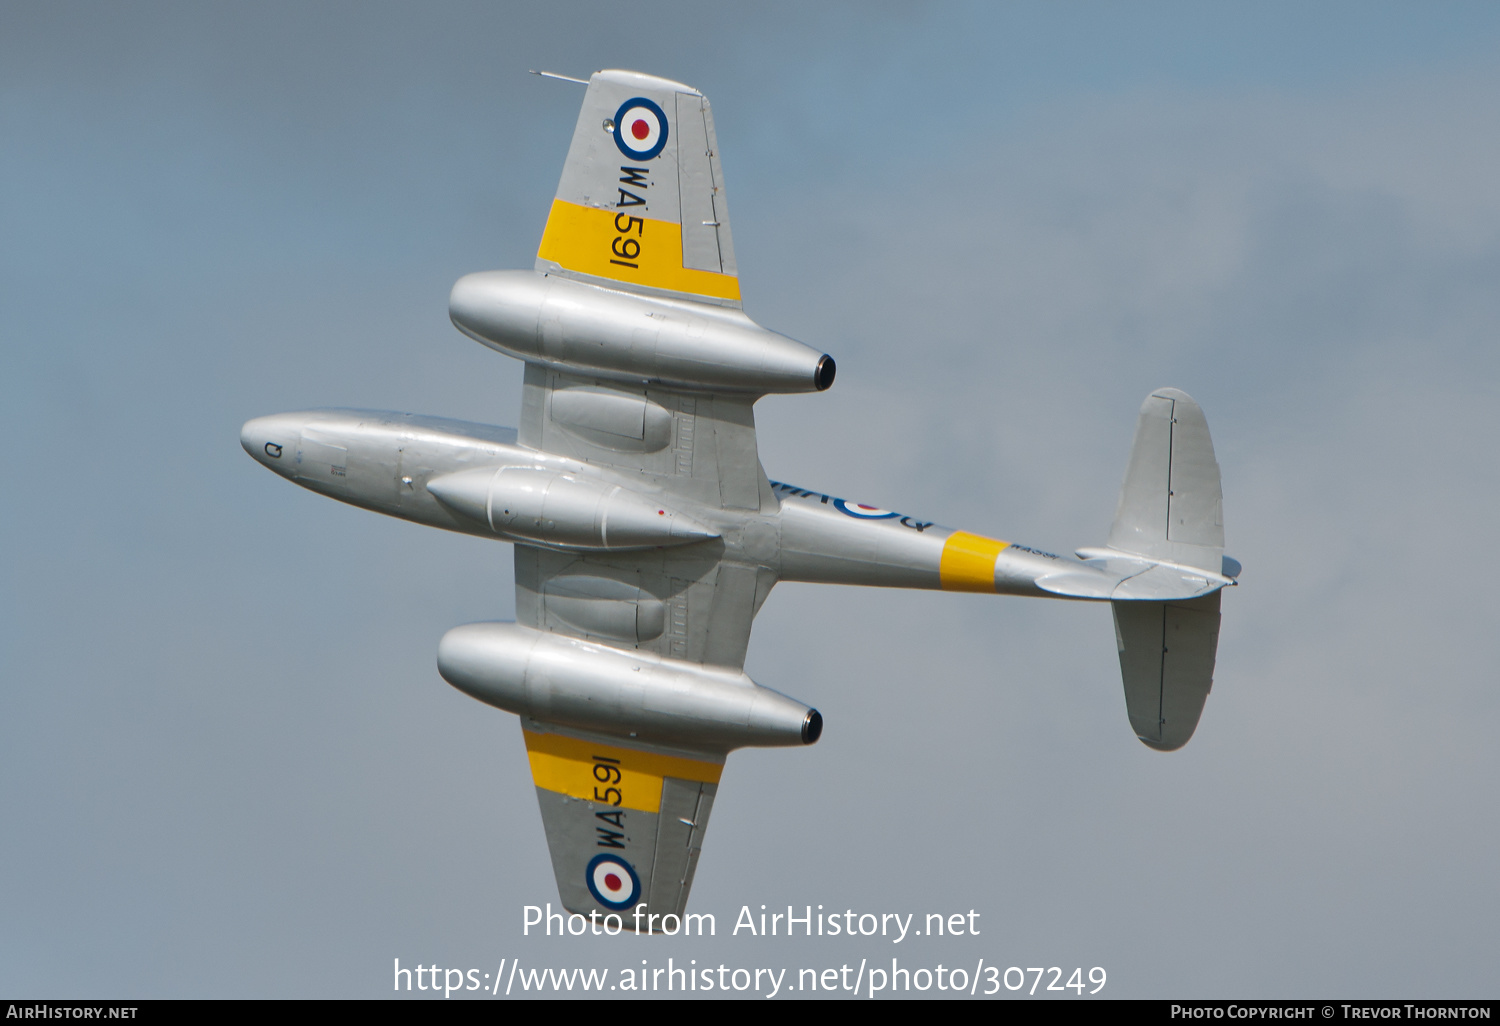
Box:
left=1038, top=558, right=1229, bottom=601
left=1112, top=592, right=1221, bottom=751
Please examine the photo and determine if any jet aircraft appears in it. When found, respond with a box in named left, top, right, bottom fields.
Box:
left=242, top=70, right=1236, bottom=922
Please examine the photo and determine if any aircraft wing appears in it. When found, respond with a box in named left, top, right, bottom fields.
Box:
left=512, top=370, right=775, bottom=919
left=508, top=70, right=788, bottom=921
left=535, top=69, right=741, bottom=306
left=511, top=383, right=773, bottom=917
left=521, top=725, right=723, bottom=922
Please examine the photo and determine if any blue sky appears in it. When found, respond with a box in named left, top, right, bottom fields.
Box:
left=4, top=2, right=1499, bottom=998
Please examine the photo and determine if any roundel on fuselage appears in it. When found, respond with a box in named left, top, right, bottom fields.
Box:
left=833, top=498, right=901, bottom=520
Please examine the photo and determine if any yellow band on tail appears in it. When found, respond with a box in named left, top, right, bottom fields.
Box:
left=939, top=531, right=1009, bottom=592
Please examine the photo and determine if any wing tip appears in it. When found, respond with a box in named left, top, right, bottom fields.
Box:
left=593, top=68, right=701, bottom=96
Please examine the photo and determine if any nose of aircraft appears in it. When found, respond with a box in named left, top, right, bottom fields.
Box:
left=240, top=413, right=305, bottom=471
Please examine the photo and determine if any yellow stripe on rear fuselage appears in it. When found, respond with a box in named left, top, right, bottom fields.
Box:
left=522, top=729, right=723, bottom=814
left=536, top=199, right=741, bottom=302
left=939, top=531, right=1009, bottom=592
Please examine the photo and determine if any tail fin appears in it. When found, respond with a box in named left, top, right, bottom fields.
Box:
left=536, top=69, right=742, bottom=306
left=1108, top=388, right=1223, bottom=572
left=1112, top=592, right=1221, bottom=750
left=1107, top=388, right=1228, bottom=750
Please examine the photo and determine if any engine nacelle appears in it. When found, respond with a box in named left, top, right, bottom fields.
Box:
left=426, top=465, right=718, bottom=551
left=449, top=270, right=836, bottom=395
left=436, top=622, right=822, bottom=751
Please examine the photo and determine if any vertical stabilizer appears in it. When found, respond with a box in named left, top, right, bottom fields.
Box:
left=536, top=69, right=742, bottom=306
left=1107, top=388, right=1223, bottom=573
left=1105, top=387, right=1227, bottom=751
left=1112, top=592, right=1221, bottom=750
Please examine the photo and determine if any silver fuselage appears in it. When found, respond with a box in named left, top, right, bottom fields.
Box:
left=241, top=408, right=1227, bottom=600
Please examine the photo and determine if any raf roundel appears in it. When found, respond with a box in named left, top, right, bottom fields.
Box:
left=833, top=498, right=902, bottom=520
left=612, top=97, right=669, bottom=162
left=586, top=853, right=642, bottom=910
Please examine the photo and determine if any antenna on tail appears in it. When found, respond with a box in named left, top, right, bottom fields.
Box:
left=529, top=70, right=589, bottom=85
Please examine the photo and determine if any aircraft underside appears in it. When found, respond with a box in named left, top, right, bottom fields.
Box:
left=242, top=68, right=1236, bottom=922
